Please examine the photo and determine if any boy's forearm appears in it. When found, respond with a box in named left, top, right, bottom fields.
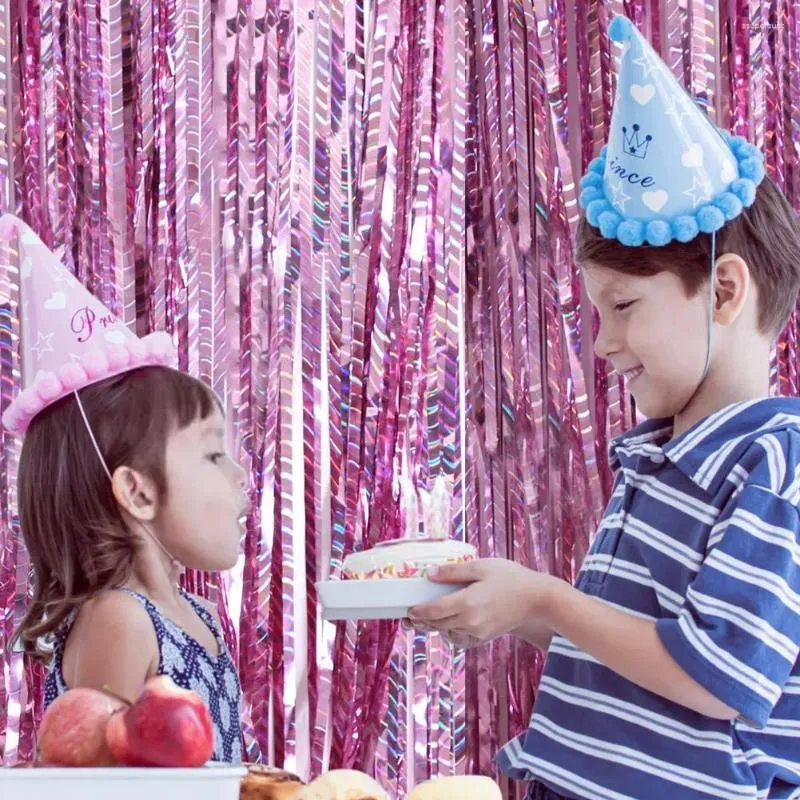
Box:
left=512, top=617, right=553, bottom=651
left=536, top=577, right=738, bottom=720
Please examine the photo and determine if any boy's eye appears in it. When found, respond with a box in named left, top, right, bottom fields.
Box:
left=614, top=300, right=636, bottom=312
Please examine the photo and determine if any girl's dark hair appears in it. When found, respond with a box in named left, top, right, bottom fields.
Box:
left=12, top=366, right=220, bottom=659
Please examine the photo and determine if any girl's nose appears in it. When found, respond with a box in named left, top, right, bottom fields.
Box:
left=234, top=460, right=248, bottom=491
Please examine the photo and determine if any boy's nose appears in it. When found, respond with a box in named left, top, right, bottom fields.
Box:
left=594, top=323, right=618, bottom=360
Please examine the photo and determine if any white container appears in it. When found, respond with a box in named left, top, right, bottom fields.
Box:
left=0, top=765, right=247, bottom=800
left=316, top=577, right=467, bottom=621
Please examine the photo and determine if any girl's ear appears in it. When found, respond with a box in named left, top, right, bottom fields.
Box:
left=111, top=466, right=158, bottom=522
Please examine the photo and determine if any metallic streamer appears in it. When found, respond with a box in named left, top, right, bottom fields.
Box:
left=295, top=0, right=320, bottom=770
left=403, top=0, right=444, bottom=790
left=310, top=0, right=348, bottom=773
left=330, top=0, right=391, bottom=768
left=40, top=0, right=57, bottom=240
left=301, top=0, right=334, bottom=775
left=585, top=4, right=618, bottom=502
left=788, top=1, right=800, bottom=394
left=776, top=1, right=799, bottom=396
left=750, top=0, right=767, bottom=151
left=467, top=0, right=502, bottom=773
left=428, top=0, right=466, bottom=780
left=0, top=0, right=12, bottom=211
left=443, top=0, right=468, bottom=777
left=353, top=0, right=419, bottom=769
left=0, top=231, right=21, bottom=763
left=270, top=0, right=296, bottom=766
left=0, top=0, right=12, bottom=758
left=12, top=0, right=45, bottom=758
left=665, top=0, right=691, bottom=87
left=0, top=0, right=15, bottom=764
left=689, top=0, right=717, bottom=115
left=237, top=0, right=273, bottom=762
left=20, top=0, right=44, bottom=234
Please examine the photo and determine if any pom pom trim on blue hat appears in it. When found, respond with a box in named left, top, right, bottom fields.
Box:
left=579, top=131, right=765, bottom=247
left=608, top=15, right=634, bottom=44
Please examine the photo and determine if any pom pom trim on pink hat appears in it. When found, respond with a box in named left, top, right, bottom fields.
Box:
left=1, top=331, right=178, bottom=435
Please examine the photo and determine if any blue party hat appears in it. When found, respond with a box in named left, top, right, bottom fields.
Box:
left=579, top=15, right=765, bottom=247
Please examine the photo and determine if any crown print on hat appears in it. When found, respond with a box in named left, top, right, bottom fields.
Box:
left=0, top=213, right=177, bottom=435
left=579, top=15, right=766, bottom=247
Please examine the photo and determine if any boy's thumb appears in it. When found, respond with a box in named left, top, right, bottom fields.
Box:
left=426, top=560, right=481, bottom=583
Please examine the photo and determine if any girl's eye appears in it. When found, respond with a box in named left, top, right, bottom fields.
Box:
left=614, top=300, right=636, bottom=312
left=209, top=453, right=226, bottom=465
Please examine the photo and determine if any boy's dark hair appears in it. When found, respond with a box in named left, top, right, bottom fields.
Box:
left=576, top=177, right=800, bottom=336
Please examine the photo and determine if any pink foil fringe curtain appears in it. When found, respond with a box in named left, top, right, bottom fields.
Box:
left=0, top=0, right=798, bottom=796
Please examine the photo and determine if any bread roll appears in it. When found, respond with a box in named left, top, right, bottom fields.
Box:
left=239, top=763, right=305, bottom=800
left=298, top=769, right=388, bottom=799
left=406, top=776, right=502, bottom=799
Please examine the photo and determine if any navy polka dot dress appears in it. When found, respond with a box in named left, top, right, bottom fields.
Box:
left=43, top=588, right=243, bottom=764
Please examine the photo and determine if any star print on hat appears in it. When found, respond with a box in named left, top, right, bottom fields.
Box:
left=0, top=213, right=177, bottom=435
left=579, top=15, right=765, bottom=247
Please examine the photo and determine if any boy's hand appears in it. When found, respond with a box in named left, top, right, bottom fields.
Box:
left=407, top=558, right=557, bottom=643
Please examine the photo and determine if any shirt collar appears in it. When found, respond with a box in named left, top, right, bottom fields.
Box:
left=609, top=397, right=800, bottom=496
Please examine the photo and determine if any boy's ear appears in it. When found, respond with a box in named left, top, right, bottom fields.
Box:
left=713, top=254, right=750, bottom=327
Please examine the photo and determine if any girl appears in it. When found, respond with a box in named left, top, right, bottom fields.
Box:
left=3, top=215, right=249, bottom=764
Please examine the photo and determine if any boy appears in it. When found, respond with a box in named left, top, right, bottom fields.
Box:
left=410, top=16, right=800, bottom=800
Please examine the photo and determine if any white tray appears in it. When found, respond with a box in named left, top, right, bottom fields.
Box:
left=0, top=765, right=247, bottom=800
left=316, top=578, right=466, bottom=621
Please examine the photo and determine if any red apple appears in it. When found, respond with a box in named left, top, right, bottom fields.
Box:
left=105, top=675, right=214, bottom=767
left=38, top=688, right=126, bottom=767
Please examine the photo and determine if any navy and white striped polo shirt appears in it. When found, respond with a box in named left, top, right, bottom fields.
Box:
left=498, top=397, right=800, bottom=800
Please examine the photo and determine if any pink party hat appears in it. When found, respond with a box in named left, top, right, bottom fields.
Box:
left=1, top=213, right=177, bottom=435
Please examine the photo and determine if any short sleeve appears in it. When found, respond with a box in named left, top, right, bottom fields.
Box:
left=656, top=481, right=800, bottom=727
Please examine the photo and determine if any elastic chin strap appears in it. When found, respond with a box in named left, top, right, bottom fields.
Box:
left=699, top=230, right=717, bottom=385
left=72, top=390, right=182, bottom=573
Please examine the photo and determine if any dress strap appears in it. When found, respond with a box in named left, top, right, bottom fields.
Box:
left=180, top=590, right=226, bottom=653
left=113, top=587, right=169, bottom=641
